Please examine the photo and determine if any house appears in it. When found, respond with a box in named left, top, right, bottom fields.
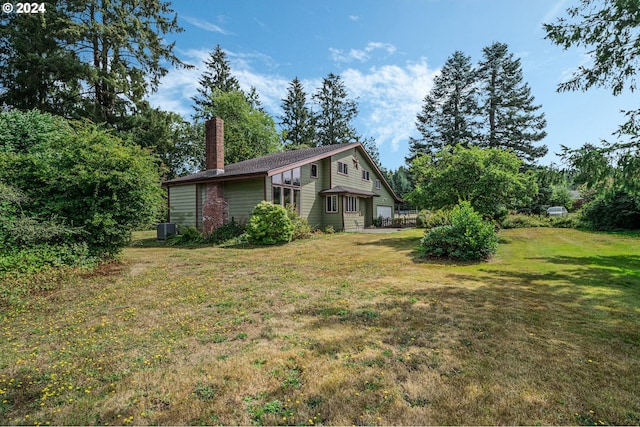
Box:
left=163, top=117, right=401, bottom=233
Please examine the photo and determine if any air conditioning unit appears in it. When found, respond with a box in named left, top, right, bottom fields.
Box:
left=156, top=222, right=177, bottom=240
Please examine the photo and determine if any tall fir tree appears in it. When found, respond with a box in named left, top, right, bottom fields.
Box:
left=361, top=136, right=382, bottom=170
left=477, top=42, right=548, bottom=163
left=313, top=73, right=358, bottom=146
left=279, top=77, right=315, bottom=149
left=0, top=9, right=84, bottom=117
left=0, top=0, right=187, bottom=126
left=68, top=0, right=188, bottom=126
left=192, top=44, right=241, bottom=119
left=407, top=51, right=480, bottom=162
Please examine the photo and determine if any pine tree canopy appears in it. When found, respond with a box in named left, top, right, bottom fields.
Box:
left=313, top=73, right=359, bottom=146
left=407, top=45, right=548, bottom=165
left=279, top=77, right=315, bottom=149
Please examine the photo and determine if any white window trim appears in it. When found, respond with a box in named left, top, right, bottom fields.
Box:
left=337, top=161, right=348, bottom=176
left=310, top=163, right=319, bottom=179
left=345, top=196, right=358, bottom=213
left=326, top=195, right=338, bottom=213
left=362, top=169, right=370, bottom=181
left=375, top=179, right=381, bottom=190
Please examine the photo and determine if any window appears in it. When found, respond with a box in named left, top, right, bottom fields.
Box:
left=292, top=167, right=301, bottom=186
left=310, top=163, right=318, bottom=179
left=362, top=170, right=370, bottom=181
left=272, top=186, right=281, bottom=204
left=375, top=179, right=381, bottom=190
left=338, top=161, right=348, bottom=175
left=272, top=167, right=301, bottom=213
left=345, top=196, right=358, bottom=213
left=326, top=195, right=338, bottom=213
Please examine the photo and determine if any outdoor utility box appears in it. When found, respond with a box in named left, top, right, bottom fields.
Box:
left=156, top=222, right=177, bottom=240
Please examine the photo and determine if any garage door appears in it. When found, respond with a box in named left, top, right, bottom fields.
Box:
left=376, top=205, right=392, bottom=220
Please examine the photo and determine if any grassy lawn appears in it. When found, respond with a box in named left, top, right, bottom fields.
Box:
left=1, top=228, right=639, bottom=425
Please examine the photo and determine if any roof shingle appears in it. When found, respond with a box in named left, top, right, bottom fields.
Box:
left=164, top=143, right=355, bottom=185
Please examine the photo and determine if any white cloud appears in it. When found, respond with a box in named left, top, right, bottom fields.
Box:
left=147, top=48, right=288, bottom=119
left=330, top=42, right=397, bottom=63
left=342, top=58, right=438, bottom=151
left=181, top=16, right=230, bottom=35
left=148, top=50, right=439, bottom=158
left=349, top=15, right=360, bottom=21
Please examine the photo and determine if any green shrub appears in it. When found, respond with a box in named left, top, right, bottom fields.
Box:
left=167, top=226, right=203, bottom=245
left=422, top=208, right=452, bottom=229
left=0, top=111, right=163, bottom=258
left=246, top=202, right=294, bottom=245
left=204, top=218, right=247, bottom=245
left=581, top=190, right=640, bottom=230
left=549, top=215, right=579, bottom=229
left=286, top=205, right=311, bottom=240
left=323, top=225, right=336, bottom=234
left=500, top=214, right=548, bottom=229
left=0, top=243, right=94, bottom=306
left=420, top=201, right=498, bottom=261
left=416, top=210, right=429, bottom=228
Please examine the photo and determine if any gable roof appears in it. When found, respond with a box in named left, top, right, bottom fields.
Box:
left=164, top=142, right=401, bottom=202
left=164, top=143, right=354, bottom=185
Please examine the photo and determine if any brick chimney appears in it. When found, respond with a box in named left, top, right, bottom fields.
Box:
left=205, top=117, right=224, bottom=173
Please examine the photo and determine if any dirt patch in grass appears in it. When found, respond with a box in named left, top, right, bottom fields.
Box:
left=0, top=229, right=639, bottom=425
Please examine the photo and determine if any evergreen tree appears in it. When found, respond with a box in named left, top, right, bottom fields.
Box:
left=361, top=136, right=382, bottom=170
left=192, top=44, right=241, bottom=119
left=70, top=0, right=188, bottom=126
left=0, top=9, right=84, bottom=117
left=313, top=73, right=358, bottom=146
left=477, top=42, right=548, bottom=163
left=280, top=77, right=315, bottom=149
left=407, top=51, right=480, bottom=162
left=388, top=166, right=414, bottom=209
left=120, top=103, right=204, bottom=179
left=0, top=0, right=188, bottom=127
left=246, top=86, right=264, bottom=111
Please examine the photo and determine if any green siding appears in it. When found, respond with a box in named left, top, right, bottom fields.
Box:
left=300, top=162, right=325, bottom=229
left=225, top=178, right=265, bottom=223
left=329, top=148, right=395, bottom=230
left=196, top=184, right=207, bottom=229
left=168, top=145, right=396, bottom=233
left=323, top=195, right=343, bottom=231
left=169, top=184, right=196, bottom=228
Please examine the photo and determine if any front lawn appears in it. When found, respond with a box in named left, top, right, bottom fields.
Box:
left=1, top=228, right=638, bottom=425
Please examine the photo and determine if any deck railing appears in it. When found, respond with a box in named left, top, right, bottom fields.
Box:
left=381, top=217, right=417, bottom=228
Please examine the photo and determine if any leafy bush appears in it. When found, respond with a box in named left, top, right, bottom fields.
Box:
left=581, top=190, right=640, bottom=230
left=420, top=201, right=498, bottom=261
left=0, top=243, right=94, bottom=306
left=286, top=205, right=311, bottom=240
left=421, top=208, right=452, bottom=229
left=203, top=218, right=246, bottom=245
left=549, top=185, right=573, bottom=210
left=501, top=213, right=579, bottom=229
left=416, top=210, right=429, bottom=228
left=246, top=202, right=294, bottom=245
left=500, top=214, right=549, bottom=229
left=549, top=215, right=580, bottom=229
left=323, top=225, right=336, bottom=234
left=0, top=110, right=164, bottom=257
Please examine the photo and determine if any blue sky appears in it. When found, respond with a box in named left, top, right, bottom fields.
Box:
left=149, top=0, right=637, bottom=171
